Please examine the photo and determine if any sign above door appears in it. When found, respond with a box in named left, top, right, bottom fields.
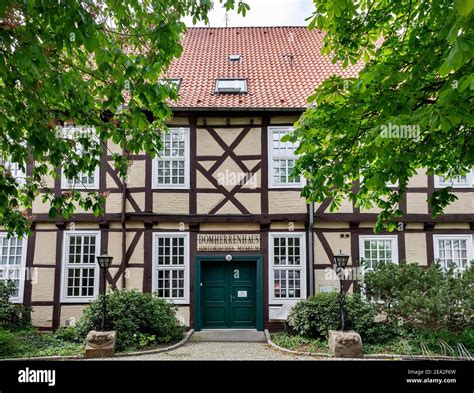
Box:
left=197, top=234, right=260, bottom=252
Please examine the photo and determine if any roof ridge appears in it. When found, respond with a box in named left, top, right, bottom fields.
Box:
left=186, top=26, right=310, bottom=29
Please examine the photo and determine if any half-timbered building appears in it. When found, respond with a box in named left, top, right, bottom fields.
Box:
left=4, top=27, right=473, bottom=331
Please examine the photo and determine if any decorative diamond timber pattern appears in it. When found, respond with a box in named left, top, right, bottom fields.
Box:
left=196, top=126, right=261, bottom=214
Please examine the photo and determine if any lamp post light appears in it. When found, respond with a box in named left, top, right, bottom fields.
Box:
left=96, top=254, right=113, bottom=331
left=333, top=250, right=350, bottom=331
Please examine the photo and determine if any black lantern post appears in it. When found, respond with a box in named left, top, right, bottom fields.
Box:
left=333, top=250, right=350, bottom=331
left=96, top=254, right=113, bottom=331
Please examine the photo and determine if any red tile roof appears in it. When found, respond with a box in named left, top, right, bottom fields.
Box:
left=167, top=27, right=361, bottom=110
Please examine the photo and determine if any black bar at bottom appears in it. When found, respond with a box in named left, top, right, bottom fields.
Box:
left=0, top=360, right=472, bottom=393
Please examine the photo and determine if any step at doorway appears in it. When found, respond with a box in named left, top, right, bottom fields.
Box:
left=191, top=329, right=266, bottom=343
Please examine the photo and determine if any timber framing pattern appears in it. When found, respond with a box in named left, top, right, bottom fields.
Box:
left=18, top=111, right=474, bottom=331
left=8, top=27, right=472, bottom=332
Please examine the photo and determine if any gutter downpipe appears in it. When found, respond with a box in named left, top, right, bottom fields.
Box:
left=308, top=201, right=314, bottom=296
left=121, top=148, right=127, bottom=289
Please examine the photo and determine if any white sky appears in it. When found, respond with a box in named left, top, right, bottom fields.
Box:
left=183, top=0, right=315, bottom=27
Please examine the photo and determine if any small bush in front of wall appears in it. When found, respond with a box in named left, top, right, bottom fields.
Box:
left=54, top=326, right=84, bottom=344
left=0, top=281, right=31, bottom=331
left=0, top=328, right=19, bottom=357
left=76, top=289, right=184, bottom=352
left=287, top=292, right=399, bottom=344
left=364, top=261, right=474, bottom=332
left=287, top=292, right=340, bottom=339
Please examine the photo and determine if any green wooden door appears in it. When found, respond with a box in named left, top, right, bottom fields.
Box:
left=201, top=260, right=256, bottom=328
left=201, top=262, right=227, bottom=328
left=229, top=261, right=256, bottom=328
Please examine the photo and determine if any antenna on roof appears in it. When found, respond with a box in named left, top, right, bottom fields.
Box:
left=224, top=5, right=230, bottom=27
left=284, top=32, right=295, bottom=67
left=283, top=53, right=295, bottom=67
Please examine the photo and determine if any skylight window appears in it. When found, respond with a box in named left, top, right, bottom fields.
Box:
left=229, top=54, right=241, bottom=62
left=215, top=79, right=247, bottom=94
left=159, top=78, right=181, bottom=91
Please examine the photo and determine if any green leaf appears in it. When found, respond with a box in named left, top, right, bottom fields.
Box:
left=439, top=40, right=465, bottom=75
left=48, top=207, right=58, bottom=218
left=455, top=0, right=474, bottom=16
left=0, top=0, right=241, bottom=236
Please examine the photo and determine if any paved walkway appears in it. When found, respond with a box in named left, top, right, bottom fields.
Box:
left=118, top=341, right=314, bottom=361
left=111, top=330, right=318, bottom=361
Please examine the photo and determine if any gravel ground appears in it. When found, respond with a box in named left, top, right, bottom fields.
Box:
left=116, top=342, right=315, bottom=361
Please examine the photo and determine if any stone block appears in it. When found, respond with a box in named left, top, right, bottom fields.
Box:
left=328, top=330, right=363, bottom=358
left=85, top=331, right=117, bottom=358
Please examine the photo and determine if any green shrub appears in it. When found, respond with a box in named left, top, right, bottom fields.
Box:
left=363, top=337, right=423, bottom=355
left=0, top=328, right=19, bottom=357
left=76, top=289, right=184, bottom=351
left=271, top=332, right=328, bottom=353
left=12, top=330, right=84, bottom=358
left=364, top=328, right=474, bottom=356
left=54, top=326, right=83, bottom=344
left=287, top=292, right=399, bottom=344
left=417, top=328, right=474, bottom=353
left=364, top=262, right=474, bottom=331
left=0, top=281, right=31, bottom=331
left=136, top=333, right=157, bottom=349
left=288, top=292, right=340, bottom=338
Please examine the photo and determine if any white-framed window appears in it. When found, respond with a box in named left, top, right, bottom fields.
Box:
left=434, top=235, right=473, bottom=272
left=215, top=78, right=247, bottom=94
left=61, top=231, right=100, bottom=302
left=0, top=234, right=27, bottom=302
left=269, top=232, right=306, bottom=303
left=60, top=125, right=100, bottom=190
left=159, top=78, right=181, bottom=91
left=359, top=235, right=398, bottom=271
left=152, top=232, right=190, bottom=304
left=61, top=171, right=99, bottom=190
left=0, top=158, right=26, bottom=186
left=268, top=127, right=303, bottom=188
left=435, top=170, right=473, bottom=188
left=152, top=128, right=190, bottom=189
